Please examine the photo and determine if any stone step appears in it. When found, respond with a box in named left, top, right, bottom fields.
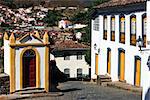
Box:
left=98, top=75, right=111, bottom=79
left=15, top=87, right=44, bottom=92
left=15, top=89, right=46, bottom=95
left=97, top=75, right=112, bottom=85
left=100, top=79, right=112, bottom=82
left=14, top=87, right=46, bottom=95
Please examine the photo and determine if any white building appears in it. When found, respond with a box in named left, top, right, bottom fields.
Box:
left=3, top=32, right=50, bottom=93
left=51, top=40, right=90, bottom=79
left=76, top=32, right=82, bottom=40
left=58, top=20, right=71, bottom=29
left=91, top=0, right=150, bottom=100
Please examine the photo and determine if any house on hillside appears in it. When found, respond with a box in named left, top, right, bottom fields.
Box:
left=51, top=40, right=90, bottom=80
left=58, top=19, right=72, bottom=29
left=91, top=0, right=150, bottom=99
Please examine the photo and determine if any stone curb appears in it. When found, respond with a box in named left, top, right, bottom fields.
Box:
left=0, top=92, right=64, bottom=100
left=82, top=81, right=142, bottom=94
left=106, top=82, right=142, bottom=94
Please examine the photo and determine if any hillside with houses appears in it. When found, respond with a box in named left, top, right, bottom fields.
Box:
left=0, top=0, right=148, bottom=100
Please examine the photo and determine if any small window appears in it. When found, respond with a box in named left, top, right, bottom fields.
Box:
left=64, top=53, right=70, bottom=60
left=111, top=16, right=115, bottom=41
left=142, top=13, right=147, bottom=47
left=64, top=68, right=70, bottom=78
left=77, top=68, right=82, bottom=79
left=103, top=15, right=107, bottom=40
left=77, top=52, right=82, bottom=60
left=130, top=15, right=136, bottom=46
left=119, top=15, right=125, bottom=44
left=93, top=17, right=99, bottom=31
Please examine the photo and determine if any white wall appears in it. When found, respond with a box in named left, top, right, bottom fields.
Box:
left=142, top=1, right=150, bottom=100
left=4, top=35, right=46, bottom=90
left=55, top=54, right=89, bottom=78
left=91, top=11, right=149, bottom=88
left=4, top=39, right=10, bottom=75
left=91, top=15, right=102, bottom=79
left=15, top=45, right=45, bottom=90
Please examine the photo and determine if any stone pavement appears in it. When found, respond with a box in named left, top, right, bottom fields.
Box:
left=106, top=81, right=142, bottom=94
left=0, top=92, right=63, bottom=100
left=0, top=81, right=142, bottom=100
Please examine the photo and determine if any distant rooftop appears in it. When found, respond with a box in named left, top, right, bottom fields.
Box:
left=96, top=0, right=145, bottom=8
left=53, top=40, right=90, bottom=50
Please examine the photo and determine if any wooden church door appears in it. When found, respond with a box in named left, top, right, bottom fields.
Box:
left=23, top=50, right=36, bottom=88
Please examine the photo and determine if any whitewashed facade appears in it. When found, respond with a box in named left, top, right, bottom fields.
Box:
left=91, top=0, right=150, bottom=100
left=52, top=49, right=90, bottom=79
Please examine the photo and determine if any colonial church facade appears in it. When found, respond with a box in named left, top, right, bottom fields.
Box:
left=3, top=31, right=50, bottom=93
left=91, top=0, right=150, bottom=99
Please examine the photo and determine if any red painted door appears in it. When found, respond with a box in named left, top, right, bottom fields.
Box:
left=29, top=58, right=36, bottom=87
left=23, top=50, right=36, bottom=88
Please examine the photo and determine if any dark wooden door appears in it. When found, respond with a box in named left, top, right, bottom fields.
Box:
left=23, top=50, right=36, bottom=88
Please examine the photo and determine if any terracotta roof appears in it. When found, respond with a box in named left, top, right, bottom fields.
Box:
left=53, top=40, right=90, bottom=50
left=96, top=0, right=145, bottom=8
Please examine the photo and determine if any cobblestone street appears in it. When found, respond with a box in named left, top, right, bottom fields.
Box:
left=26, top=81, right=141, bottom=100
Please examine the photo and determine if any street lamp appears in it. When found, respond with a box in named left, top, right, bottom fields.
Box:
left=137, top=36, right=143, bottom=51
left=136, top=36, right=150, bottom=70
left=94, top=43, right=97, bottom=50
left=94, top=43, right=100, bottom=54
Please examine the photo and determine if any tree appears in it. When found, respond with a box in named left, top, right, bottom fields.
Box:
left=85, top=49, right=91, bottom=66
left=92, top=0, right=110, bottom=6
left=71, top=11, right=89, bottom=24
left=43, top=10, right=62, bottom=27
left=71, top=0, right=109, bottom=65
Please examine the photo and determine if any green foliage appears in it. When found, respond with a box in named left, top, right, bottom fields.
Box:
left=72, top=0, right=109, bottom=65
left=3, top=0, right=15, bottom=8
left=92, top=0, right=110, bottom=6
left=85, top=50, right=91, bottom=66
left=71, top=11, right=89, bottom=24
left=71, top=0, right=109, bottom=42
left=1, top=22, right=9, bottom=27
left=43, top=10, right=62, bottom=27
left=4, top=0, right=13, bottom=2
left=71, top=0, right=109, bottom=24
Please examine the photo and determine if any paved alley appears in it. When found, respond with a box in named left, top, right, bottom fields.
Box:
left=25, top=81, right=141, bottom=100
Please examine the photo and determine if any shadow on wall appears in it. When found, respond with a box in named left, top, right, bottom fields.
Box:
left=49, top=60, right=68, bottom=92
left=145, top=87, right=150, bottom=100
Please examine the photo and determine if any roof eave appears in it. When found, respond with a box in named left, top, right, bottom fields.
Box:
left=52, top=48, right=90, bottom=51
left=93, top=2, right=146, bottom=16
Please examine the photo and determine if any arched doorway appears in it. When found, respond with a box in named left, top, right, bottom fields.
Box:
left=23, top=49, right=36, bottom=88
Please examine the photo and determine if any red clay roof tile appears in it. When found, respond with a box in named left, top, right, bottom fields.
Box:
left=54, top=40, right=90, bottom=50
left=96, top=0, right=145, bottom=8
